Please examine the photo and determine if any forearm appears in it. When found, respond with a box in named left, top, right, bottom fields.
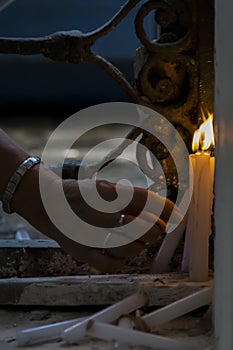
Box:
left=0, top=127, right=172, bottom=272
left=0, top=129, right=56, bottom=224
left=0, top=128, right=60, bottom=239
left=0, top=128, right=124, bottom=270
left=7, top=163, right=125, bottom=270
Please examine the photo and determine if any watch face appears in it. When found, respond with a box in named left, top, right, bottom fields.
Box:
left=24, top=156, right=41, bottom=168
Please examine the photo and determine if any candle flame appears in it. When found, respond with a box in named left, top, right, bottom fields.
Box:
left=192, top=112, right=215, bottom=153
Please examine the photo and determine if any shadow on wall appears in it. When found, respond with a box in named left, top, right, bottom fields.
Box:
left=0, top=0, right=156, bottom=110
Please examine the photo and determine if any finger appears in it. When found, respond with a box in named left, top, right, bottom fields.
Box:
left=123, top=210, right=166, bottom=231
left=98, top=181, right=182, bottom=224
left=107, top=214, right=165, bottom=258
left=128, top=187, right=183, bottom=224
left=123, top=208, right=166, bottom=228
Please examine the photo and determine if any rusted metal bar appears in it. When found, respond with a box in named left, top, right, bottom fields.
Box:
left=0, top=0, right=143, bottom=104
left=0, top=0, right=214, bottom=148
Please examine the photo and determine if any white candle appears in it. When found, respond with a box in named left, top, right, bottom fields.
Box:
left=151, top=217, right=187, bottom=273
left=63, top=292, right=148, bottom=344
left=115, top=316, right=135, bottom=350
left=85, top=321, right=196, bottom=350
left=185, top=152, right=215, bottom=281
left=141, top=287, right=212, bottom=329
left=16, top=316, right=86, bottom=346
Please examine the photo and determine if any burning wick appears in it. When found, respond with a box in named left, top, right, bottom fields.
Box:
left=182, top=112, right=215, bottom=281
left=192, top=113, right=215, bottom=153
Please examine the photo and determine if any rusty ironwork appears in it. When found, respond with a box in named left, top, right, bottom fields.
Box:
left=0, top=0, right=214, bottom=276
left=0, top=0, right=215, bottom=189
left=0, top=0, right=214, bottom=129
left=0, top=0, right=144, bottom=105
left=0, top=0, right=214, bottom=186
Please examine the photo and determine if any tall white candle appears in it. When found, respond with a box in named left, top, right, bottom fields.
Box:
left=185, top=152, right=215, bottom=281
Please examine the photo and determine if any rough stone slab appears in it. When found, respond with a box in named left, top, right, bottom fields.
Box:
left=0, top=239, right=59, bottom=248
left=0, top=274, right=213, bottom=306
left=0, top=242, right=90, bottom=278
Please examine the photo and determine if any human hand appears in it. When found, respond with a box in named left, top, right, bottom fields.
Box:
left=10, top=159, right=181, bottom=272
left=55, top=178, right=182, bottom=271
left=0, top=127, right=181, bottom=272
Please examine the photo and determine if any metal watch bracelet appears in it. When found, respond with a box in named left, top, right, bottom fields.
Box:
left=1, top=156, right=41, bottom=214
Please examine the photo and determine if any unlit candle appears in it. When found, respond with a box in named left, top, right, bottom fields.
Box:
left=152, top=217, right=187, bottom=273
left=85, top=321, right=197, bottom=350
left=142, top=287, right=212, bottom=329
left=63, top=292, right=148, bottom=344
left=16, top=317, right=85, bottom=346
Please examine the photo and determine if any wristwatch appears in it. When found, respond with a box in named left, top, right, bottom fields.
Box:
left=2, top=156, right=41, bottom=214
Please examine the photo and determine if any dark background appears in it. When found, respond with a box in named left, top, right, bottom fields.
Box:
left=0, top=0, right=156, bottom=119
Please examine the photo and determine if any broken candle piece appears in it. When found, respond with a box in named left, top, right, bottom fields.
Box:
left=142, top=287, right=212, bottom=329
left=16, top=317, right=86, bottom=346
left=85, top=321, right=197, bottom=350
left=63, top=292, right=148, bottom=344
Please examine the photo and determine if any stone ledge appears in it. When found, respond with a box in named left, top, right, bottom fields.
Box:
left=0, top=274, right=213, bottom=306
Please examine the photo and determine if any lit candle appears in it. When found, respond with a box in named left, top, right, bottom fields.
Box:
left=183, top=113, right=215, bottom=281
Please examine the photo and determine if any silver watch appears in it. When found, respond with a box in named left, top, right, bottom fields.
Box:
left=2, top=156, right=41, bottom=214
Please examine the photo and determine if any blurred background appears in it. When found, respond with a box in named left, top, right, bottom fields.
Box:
left=0, top=0, right=156, bottom=115
left=0, top=0, right=157, bottom=240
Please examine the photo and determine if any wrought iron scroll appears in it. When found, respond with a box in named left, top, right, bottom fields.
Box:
left=0, top=0, right=144, bottom=105
left=0, top=0, right=214, bottom=190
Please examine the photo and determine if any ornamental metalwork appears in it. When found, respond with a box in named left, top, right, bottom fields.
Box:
left=0, top=0, right=214, bottom=277
left=0, top=0, right=214, bottom=189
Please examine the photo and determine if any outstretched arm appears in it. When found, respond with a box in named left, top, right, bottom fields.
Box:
left=0, top=128, right=180, bottom=271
